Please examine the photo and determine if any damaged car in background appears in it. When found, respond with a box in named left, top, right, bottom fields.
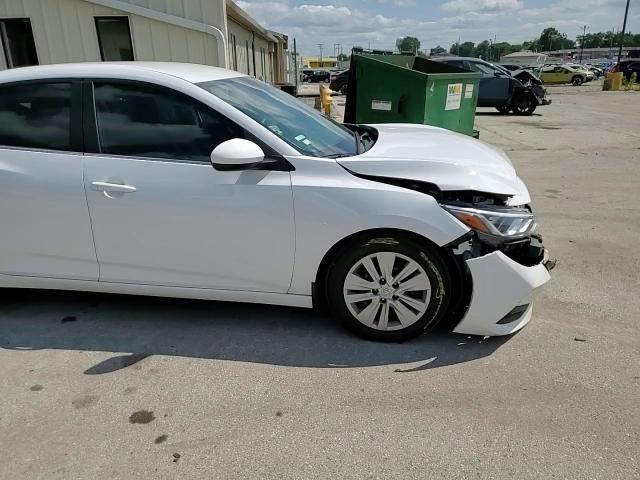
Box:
left=431, top=56, right=551, bottom=115
left=0, top=63, right=552, bottom=343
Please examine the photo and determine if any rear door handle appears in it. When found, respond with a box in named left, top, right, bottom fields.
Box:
left=91, top=182, right=137, bottom=194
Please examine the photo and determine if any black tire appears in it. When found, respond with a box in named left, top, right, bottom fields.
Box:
left=325, top=235, right=452, bottom=342
left=571, top=76, right=584, bottom=86
left=340, top=84, right=348, bottom=95
left=511, top=92, right=537, bottom=116
left=496, top=106, right=511, bottom=114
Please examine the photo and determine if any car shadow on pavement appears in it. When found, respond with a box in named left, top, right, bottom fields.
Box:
left=0, top=289, right=510, bottom=371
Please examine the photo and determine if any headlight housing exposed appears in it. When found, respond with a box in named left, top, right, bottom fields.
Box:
left=441, top=204, right=536, bottom=238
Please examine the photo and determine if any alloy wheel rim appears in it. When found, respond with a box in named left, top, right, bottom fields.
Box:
left=343, top=252, right=431, bottom=331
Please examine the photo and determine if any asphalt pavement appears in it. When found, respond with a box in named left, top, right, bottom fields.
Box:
left=1, top=87, right=639, bottom=480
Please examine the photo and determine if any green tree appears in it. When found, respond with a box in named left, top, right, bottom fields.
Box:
left=337, top=53, right=349, bottom=61
left=492, top=42, right=516, bottom=61
left=450, top=41, right=475, bottom=57
left=579, top=32, right=605, bottom=48
left=398, top=36, right=421, bottom=54
left=430, top=45, right=447, bottom=56
left=474, top=40, right=491, bottom=59
left=536, top=27, right=575, bottom=51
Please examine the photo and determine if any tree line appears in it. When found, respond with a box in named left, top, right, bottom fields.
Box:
left=399, top=28, right=640, bottom=62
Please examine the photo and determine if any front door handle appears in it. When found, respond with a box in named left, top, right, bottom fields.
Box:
left=91, top=182, right=137, bottom=194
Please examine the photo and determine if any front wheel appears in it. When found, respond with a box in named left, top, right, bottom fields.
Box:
left=572, top=76, right=584, bottom=86
left=511, top=92, right=537, bottom=116
left=326, top=236, right=451, bottom=342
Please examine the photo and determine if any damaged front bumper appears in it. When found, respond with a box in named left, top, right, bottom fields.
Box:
left=450, top=233, right=553, bottom=336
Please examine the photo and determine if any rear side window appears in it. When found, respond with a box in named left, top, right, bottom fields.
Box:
left=0, top=82, right=72, bottom=151
left=93, top=82, right=244, bottom=162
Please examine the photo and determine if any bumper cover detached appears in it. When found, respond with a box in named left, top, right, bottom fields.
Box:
left=453, top=250, right=551, bottom=337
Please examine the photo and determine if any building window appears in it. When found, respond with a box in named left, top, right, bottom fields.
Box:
left=0, top=18, right=38, bottom=68
left=228, top=33, right=238, bottom=71
left=95, top=17, right=134, bottom=61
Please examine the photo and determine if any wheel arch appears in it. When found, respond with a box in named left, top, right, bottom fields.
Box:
left=312, top=228, right=469, bottom=319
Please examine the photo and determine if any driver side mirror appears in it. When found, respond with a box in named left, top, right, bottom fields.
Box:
left=210, top=139, right=265, bottom=171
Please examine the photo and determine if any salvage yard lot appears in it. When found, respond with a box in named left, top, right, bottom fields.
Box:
left=1, top=89, right=639, bottom=479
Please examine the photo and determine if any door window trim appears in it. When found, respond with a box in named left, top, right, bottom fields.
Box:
left=0, top=78, right=83, bottom=153
left=81, top=78, right=293, bottom=170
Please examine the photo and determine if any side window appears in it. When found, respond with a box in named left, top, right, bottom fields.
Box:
left=448, top=61, right=467, bottom=70
left=92, top=82, right=244, bottom=162
left=466, top=62, right=494, bottom=75
left=0, top=82, right=72, bottom=151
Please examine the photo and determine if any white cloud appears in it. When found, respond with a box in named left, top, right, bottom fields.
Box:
left=236, top=0, right=640, bottom=54
left=440, top=0, right=523, bottom=14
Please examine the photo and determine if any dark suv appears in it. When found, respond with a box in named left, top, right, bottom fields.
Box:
left=616, top=60, right=640, bottom=81
left=432, top=57, right=549, bottom=115
left=329, top=70, right=349, bottom=94
left=301, top=69, right=330, bottom=83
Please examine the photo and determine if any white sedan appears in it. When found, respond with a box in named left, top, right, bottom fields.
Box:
left=0, top=62, right=551, bottom=342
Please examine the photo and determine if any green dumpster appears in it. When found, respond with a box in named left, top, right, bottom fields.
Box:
left=344, top=54, right=481, bottom=137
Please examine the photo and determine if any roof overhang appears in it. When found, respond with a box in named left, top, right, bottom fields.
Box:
left=226, top=0, right=278, bottom=43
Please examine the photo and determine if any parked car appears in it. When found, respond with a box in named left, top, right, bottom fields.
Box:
left=432, top=57, right=550, bottom=115
left=0, top=62, right=551, bottom=342
left=329, top=69, right=350, bottom=94
left=302, top=69, right=330, bottom=83
left=539, top=65, right=593, bottom=85
left=584, top=64, right=604, bottom=78
left=613, top=60, right=640, bottom=82
left=329, top=70, right=345, bottom=82
left=564, top=64, right=596, bottom=81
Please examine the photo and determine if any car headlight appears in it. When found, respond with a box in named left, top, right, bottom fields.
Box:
left=441, top=204, right=536, bottom=237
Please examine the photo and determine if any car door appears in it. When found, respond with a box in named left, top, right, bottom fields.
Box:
left=82, top=80, right=295, bottom=292
left=558, top=67, right=572, bottom=84
left=539, top=66, right=556, bottom=84
left=0, top=80, right=98, bottom=280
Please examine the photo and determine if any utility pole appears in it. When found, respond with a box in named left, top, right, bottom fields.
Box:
left=617, top=0, right=631, bottom=65
left=579, top=25, right=588, bottom=62
left=293, top=38, right=298, bottom=93
left=317, top=43, right=323, bottom=67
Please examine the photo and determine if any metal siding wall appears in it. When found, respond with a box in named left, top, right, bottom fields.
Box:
left=227, top=17, right=276, bottom=79
left=0, top=0, right=221, bottom=70
left=116, top=0, right=223, bottom=26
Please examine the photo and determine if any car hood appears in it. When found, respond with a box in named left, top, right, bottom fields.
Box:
left=339, top=124, right=531, bottom=205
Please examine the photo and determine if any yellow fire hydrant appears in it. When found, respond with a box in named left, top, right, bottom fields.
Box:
left=319, top=85, right=336, bottom=116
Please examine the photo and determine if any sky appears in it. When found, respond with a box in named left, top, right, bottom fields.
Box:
left=236, top=0, right=640, bottom=55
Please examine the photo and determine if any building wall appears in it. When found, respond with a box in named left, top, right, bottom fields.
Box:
left=0, top=0, right=286, bottom=81
left=227, top=16, right=272, bottom=82
left=116, top=0, right=224, bottom=27
left=0, top=0, right=222, bottom=70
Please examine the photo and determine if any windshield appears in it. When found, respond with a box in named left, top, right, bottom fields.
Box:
left=198, top=76, right=358, bottom=158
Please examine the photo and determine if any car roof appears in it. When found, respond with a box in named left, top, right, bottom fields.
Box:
left=0, top=62, right=245, bottom=84
left=433, top=56, right=489, bottom=63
